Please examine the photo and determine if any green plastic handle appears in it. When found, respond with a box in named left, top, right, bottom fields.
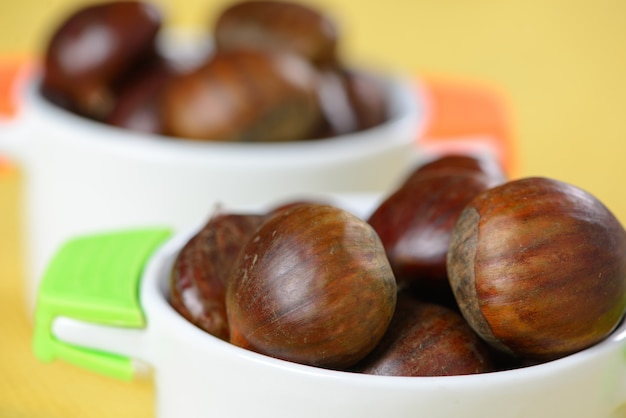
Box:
left=33, top=227, right=172, bottom=380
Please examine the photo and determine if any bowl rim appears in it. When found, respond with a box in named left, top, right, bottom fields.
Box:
left=20, top=64, right=425, bottom=163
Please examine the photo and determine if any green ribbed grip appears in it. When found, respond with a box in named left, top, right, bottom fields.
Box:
left=33, top=228, right=172, bottom=380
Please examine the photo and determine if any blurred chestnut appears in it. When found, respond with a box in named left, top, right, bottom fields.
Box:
left=368, top=159, right=502, bottom=304
left=170, top=210, right=265, bottom=340
left=342, top=68, right=389, bottom=131
left=312, top=68, right=389, bottom=137
left=313, top=69, right=360, bottom=137
left=161, top=49, right=322, bottom=142
left=447, top=177, right=626, bottom=360
left=41, top=1, right=162, bottom=120
left=355, top=292, right=494, bottom=376
left=214, top=0, right=339, bottom=68
left=106, top=58, right=176, bottom=134
left=226, top=203, right=397, bottom=369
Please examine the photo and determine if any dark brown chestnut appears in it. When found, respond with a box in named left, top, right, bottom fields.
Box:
left=170, top=210, right=265, bottom=340
left=355, top=292, right=494, bottom=376
left=447, top=177, right=626, bottom=360
left=214, top=0, right=339, bottom=68
left=105, top=58, right=176, bottom=134
left=161, top=49, right=322, bottom=142
left=226, top=203, right=397, bottom=369
left=368, top=160, right=503, bottom=304
left=41, top=1, right=162, bottom=120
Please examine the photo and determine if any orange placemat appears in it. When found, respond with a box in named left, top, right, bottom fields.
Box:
left=0, top=54, right=34, bottom=120
left=0, top=169, right=154, bottom=418
left=418, top=74, right=518, bottom=178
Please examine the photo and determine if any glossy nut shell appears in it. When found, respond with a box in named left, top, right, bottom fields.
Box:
left=170, top=211, right=265, bottom=340
left=226, top=203, right=397, bottom=369
left=447, top=177, right=626, bottom=360
left=356, top=293, right=494, bottom=376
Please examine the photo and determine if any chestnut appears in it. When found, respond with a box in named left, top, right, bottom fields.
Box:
left=41, top=1, right=162, bottom=120
left=161, top=49, right=322, bottom=142
left=355, top=292, right=494, bottom=376
left=226, top=203, right=397, bottom=369
left=313, top=69, right=360, bottom=137
left=368, top=158, right=503, bottom=304
left=170, top=210, right=265, bottom=340
left=214, top=1, right=390, bottom=137
left=410, top=154, right=506, bottom=183
left=447, top=177, right=626, bottom=360
left=312, top=68, right=389, bottom=137
left=105, top=58, right=176, bottom=134
left=342, top=68, right=389, bottom=131
left=214, top=0, right=339, bottom=68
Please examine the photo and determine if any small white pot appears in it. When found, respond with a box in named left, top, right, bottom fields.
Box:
left=33, top=193, right=626, bottom=418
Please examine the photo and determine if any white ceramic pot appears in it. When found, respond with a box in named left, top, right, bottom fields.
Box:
left=0, top=31, right=429, bottom=311
left=33, top=193, right=626, bottom=418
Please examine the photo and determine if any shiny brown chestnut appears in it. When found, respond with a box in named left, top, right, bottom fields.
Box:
left=355, top=292, right=494, bottom=376
left=368, top=159, right=503, bottom=304
left=226, top=203, right=397, bottom=369
left=170, top=211, right=265, bottom=341
left=214, top=0, right=339, bottom=68
left=447, top=177, right=626, bottom=360
left=161, top=49, right=322, bottom=142
left=41, top=1, right=162, bottom=120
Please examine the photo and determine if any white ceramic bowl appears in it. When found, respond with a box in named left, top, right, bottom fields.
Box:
left=0, top=31, right=429, bottom=311
left=33, top=194, right=626, bottom=418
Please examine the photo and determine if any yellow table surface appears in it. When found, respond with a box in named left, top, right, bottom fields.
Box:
left=1, top=0, right=626, bottom=416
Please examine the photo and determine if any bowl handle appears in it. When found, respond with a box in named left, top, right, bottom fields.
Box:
left=32, top=228, right=172, bottom=381
left=416, top=75, right=517, bottom=177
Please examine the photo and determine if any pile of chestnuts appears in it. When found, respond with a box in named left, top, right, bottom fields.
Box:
left=170, top=153, right=626, bottom=376
left=40, top=0, right=389, bottom=141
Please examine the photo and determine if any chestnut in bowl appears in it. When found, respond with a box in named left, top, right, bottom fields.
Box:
left=226, top=203, right=397, bottom=369
left=447, top=177, right=626, bottom=360
left=41, top=0, right=162, bottom=120
left=355, top=292, right=494, bottom=376
left=368, top=156, right=504, bottom=303
left=105, top=58, right=176, bottom=134
left=170, top=210, right=265, bottom=341
left=409, top=153, right=506, bottom=182
left=35, top=193, right=626, bottom=418
left=213, top=0, right=339, bottom=68
left=161, top=49, right=322, bottom=142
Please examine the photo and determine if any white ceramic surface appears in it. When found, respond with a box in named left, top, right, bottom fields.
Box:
left=0, top=32, right=425, bottom=311
left=50, top=194, right=626, bottom=418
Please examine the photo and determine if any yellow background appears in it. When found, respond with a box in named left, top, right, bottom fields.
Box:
left=1, top=0, right=626, bottom=416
